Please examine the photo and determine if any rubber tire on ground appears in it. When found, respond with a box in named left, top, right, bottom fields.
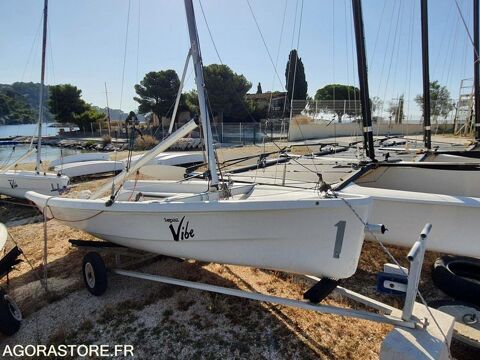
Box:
left=0, top=289, right=22, bottom=336
left=432, top=255, right=480, bottom=306
left=82, top=252, right=108, bottom=296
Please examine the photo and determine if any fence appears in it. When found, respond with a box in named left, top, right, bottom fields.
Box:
left=290, top=98, right=460, bottom=125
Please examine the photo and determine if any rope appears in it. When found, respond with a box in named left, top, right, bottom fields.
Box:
left=6, top=232, right=46, bottom=291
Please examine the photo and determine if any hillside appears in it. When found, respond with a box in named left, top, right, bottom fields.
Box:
left=93, top=106, right=145, bottom=122
left=0, top=82, right=52, bottom=124
left=0, top=82, right=143, bottom=125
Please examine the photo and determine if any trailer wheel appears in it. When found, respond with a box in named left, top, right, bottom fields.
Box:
left=0, top=290, right=22, bottom=336
left=432, top=256, right=480, bottom=306
left=82, top=252, right=107, bottom=296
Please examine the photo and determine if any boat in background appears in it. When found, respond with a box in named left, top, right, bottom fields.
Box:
left=49, top=153, right=110, bottom=168
left=54, top=160, right=124, bottom=178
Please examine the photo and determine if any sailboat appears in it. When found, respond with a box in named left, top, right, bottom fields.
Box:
left=26, top=0, right=372, bottom=280
left=0, top=0, right=69, bottom=200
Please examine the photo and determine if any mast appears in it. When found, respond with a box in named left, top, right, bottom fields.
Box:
left=104, top=82, right=112, bottom=137
left=474, top=0, right=480, bottom=140
left=352, top=0, right=375, bottom=161
left=36, top=0, right=48, bottom=173
left=421, top=0, right=431, bottom=149
left=184, top=0, right=219, bottom=188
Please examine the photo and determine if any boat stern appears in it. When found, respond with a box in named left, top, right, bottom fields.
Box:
left=25, top=191, right=50, bottom=212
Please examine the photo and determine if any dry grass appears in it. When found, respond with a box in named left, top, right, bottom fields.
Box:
left=134, top=135, right=159, bottom=150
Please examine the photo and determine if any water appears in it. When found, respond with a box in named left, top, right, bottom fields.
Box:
left=0, top=124, right=66, bottom=138
left=0, top=144, right=82, bottom=164
left=0, top=124, right=84, bottom=163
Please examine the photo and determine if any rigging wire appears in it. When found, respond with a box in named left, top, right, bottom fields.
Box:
left=245, top=0, right=285, bottom=89
left=381, top=0, right=403, bottom=103
left=136, top=0, right=141, bottom=83
left=375, top=2, right=397, bottom=105
left=453, top=0, right=480, bottom=60
left=288, top=0, right=305, bottom=121
left=405, top=0, right=417, bottom=123
left=267, top=0, right=288, bottom=117
left=119, top=0, right=132, bottom=111
left=283, top=0, right=300, bottom=117
left=198, top=0, right=223, bottom=64
left=46, top=18, right=56, bottom=85
left=21, top=14, right=43, bottom=82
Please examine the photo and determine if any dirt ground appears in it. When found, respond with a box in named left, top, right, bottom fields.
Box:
left=0, top=143, right=478, bottom=359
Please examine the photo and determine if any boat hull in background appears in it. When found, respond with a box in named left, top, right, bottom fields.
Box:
left=55, top=160, right=124, bottom=178
left=354, top=165, right=480, bottom=197
left=26, top=187, right=371, bottom=279
left=49, top=153, right=110, bottom=168
left=0, top=171, right=69, bottom=199
left=341, top=183, right=480, bottom=258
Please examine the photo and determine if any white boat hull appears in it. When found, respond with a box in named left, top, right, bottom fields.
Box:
left=341, top=183, right=480, bottom=258
left=355, top=165, right=480, bottom=197
left=128, top=152, right=203, bottom=167
left=0, top=171, right=69, bottom=199
left=26, top=185, right=371, bottom=279
left=49, top=153, right=110, bottom=168
left=55, top=160, right=124, bottom=178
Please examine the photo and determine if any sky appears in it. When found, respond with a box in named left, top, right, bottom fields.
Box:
left=0, top=0, right=476, bottom=119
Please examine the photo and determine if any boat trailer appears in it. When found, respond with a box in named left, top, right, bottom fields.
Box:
left=70, top=224, right=435, bottom=331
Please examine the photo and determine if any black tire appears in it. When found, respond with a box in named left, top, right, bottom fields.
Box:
left=432, top=255, right=480, bottom=306
left=0, top=289, right=22, bottom=336
left=82, top=252, right=108, bottom=296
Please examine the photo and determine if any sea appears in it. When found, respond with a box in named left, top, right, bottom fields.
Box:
left=0, top=124, right=83, bottom=163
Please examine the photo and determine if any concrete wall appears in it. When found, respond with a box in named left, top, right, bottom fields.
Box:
left=288, top=118, right=453, bottom=141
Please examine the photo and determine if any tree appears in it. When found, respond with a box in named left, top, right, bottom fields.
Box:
left=314, top=84, right=360, bottom=121
left=184, top=89, right=199, bottom=115
left=134, top=70, right=180, bottom=120
left=256, top=82, right=263, bottom=94
left=73, top=104, right=107, bottom=130
left=49, top=84, right=87, bottom=123
left=415, top=80, right=454, bottom=120
left=285, top=49, right=308, bottom=103
left=0, top=87, right=36, bottom=124
left=49, top=84, right=107, bottom=129
left=203, top=64, right=252, bottom=122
